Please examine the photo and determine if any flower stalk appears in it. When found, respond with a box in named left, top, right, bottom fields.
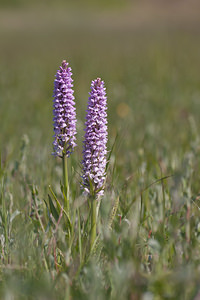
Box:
left=90, top=195, right=97, bottom=252
left=81, top=77, right=108, bottom=252
left=53, top=60, right=76, bottom=212
left=62, top=154, right=69, bottom=212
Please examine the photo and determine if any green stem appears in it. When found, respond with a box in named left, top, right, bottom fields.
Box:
left=2, top=177, right=9, bottom=263
left=186, top=199, right=190, bottom=243
left=62, top=155, right=69, bottom=212
left=161, top=178, right=166, bottom=235
left=90, top=196, right=97, bottom=253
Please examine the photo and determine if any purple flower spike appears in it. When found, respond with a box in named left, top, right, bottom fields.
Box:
left=82, top=78, right=108, bottom=196
left=53, top=60, right=77, bottom=157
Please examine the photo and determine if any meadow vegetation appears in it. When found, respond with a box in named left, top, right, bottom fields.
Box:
left=1, top=1, right=200, bottom=299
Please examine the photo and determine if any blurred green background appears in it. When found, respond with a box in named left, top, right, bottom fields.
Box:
left=1, top=0, right=200, bottom=180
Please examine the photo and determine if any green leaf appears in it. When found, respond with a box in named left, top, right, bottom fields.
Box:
left=49, top=185, right=72, bottom=233
left=49, top=185, right=61, bottom=215
left=48, top=194, right=59, bottom=222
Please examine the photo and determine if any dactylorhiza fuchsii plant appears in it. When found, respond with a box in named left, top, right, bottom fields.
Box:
left=81, top=78, right=108, bottom=250
left=53, top=60, right=77, bottom=212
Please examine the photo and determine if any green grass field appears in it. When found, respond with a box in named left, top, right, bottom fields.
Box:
left=1, top=1, right=200, bottom=299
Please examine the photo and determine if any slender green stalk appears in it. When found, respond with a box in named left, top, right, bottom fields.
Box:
left=186, top=199, right=191, bottom=243
left=78, top=209, right=82, bottom=263
left=1, top=177, right=9, bottom=263
left=62, top=155, right=69, bottom=212
left=90, top=196, right=97, bottom=253
left=159, top=164, right=166, bottom=235
left=161, top=178, right=166, bottom=235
